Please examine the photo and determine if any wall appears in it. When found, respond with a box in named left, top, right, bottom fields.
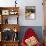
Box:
left=0, top=0, right=44, bottom=26
left=18, top=0, right=44, bottom=26
left=0, top=0, right=15, bottom=7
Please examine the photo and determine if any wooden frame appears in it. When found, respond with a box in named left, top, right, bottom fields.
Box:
left=2, top=10, right=9, bottom=15
left=25, top=6, right=36, bottom=20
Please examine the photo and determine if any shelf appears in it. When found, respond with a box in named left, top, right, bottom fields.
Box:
left=2, top=40, right=19, bottom=43
left=0, top=7, right=19, bottom=24
left=0, top=24, right=20, bottom=32
left=0, top=7, right=19, bottom=46
left=0, top=7, right=19, bottom=15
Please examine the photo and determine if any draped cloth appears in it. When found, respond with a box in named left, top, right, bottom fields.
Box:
left=21, top=28, right=41, bottom=46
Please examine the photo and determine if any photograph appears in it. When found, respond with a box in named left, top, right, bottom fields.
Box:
left=25, top=6, right=35, bottom=20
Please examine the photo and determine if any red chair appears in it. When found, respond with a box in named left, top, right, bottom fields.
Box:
left=21, top=28, right=41, bottom=46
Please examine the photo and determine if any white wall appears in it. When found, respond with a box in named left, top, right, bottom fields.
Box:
left=8, top=16, right=17, bottom=24
left=18, top=0, right=44, bottom=26
left=0, top=0, right=15, bottom=7
left=0, top=0, right=44, bottom=26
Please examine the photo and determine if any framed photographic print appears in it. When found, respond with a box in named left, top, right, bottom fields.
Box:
left=2, top=10, right=9, bottom=15
left=9, top=9, right=17, bottom=15
left=10, top=11, right=15, bottom=15
left=25, top=6, right=35, bottom=20
left=9, top=10, right=15, bottom=15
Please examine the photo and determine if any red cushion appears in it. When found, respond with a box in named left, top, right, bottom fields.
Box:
left=21, top=28, right=41, bottom=46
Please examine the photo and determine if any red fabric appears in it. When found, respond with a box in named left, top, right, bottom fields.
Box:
left=21, top=28, right=41, bottom=46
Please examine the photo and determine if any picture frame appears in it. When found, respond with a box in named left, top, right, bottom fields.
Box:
left=9, top=10, right=17, bottom=15
left=25, top=6, right=36, bottom=20
left=2, top=10, right=9, bottom=15
left=10, top=11, right=15, bottom=15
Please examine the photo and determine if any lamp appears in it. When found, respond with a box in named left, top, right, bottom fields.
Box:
left=15, top=0, right=17, bottom=7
